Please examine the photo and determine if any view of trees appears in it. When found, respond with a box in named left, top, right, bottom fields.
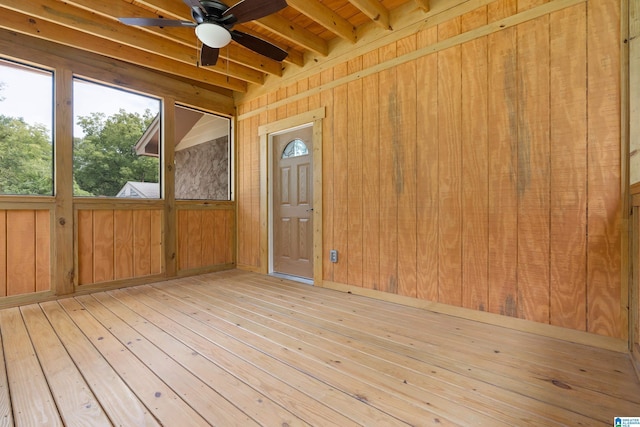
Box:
left=0, top=80, right=159, bottom=197
left=0, top=114, right=53, bottom=195
left=73, top=109, right=158, bottom=197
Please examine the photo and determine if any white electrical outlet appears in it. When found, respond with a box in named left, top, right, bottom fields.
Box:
left=330, top=250, right=338, bottom=263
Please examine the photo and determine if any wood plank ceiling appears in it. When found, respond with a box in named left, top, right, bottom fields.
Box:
left=0, top=0, right=425, bottom=95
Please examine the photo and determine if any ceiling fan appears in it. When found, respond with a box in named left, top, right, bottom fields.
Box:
left=119, top=0, right=288, bottom=67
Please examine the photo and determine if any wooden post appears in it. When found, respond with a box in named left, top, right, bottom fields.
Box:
left=54, top=68, right=75, bottom=295
left=163, top=98, right=177, bottom=277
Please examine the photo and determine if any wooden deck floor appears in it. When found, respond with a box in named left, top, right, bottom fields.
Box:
left=0, top=270, right=639, bottom=426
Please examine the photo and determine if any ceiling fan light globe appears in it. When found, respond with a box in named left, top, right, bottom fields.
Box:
left=195, top=23, right=231, bottom=48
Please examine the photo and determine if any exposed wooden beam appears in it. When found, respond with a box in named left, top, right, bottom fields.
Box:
left=286, top=0, right=357, bottom=43
left=130, top=0, right=301, bottom=69
left=0, top=8, right=247, bottom=93
left=347, top=0, right=392, bottom=30
left=129, top=0, right=188, bottom=20
left=282, top=49, right=305, bottom=67
left=256, top=15, right=329, bottom=56
left=0, top=0, right=266, bottom=85
left=414, top=0, right=430, bottom=12
left=65, top=0, right=283, bottom=76
left=196, top=0, right=327, bottom=56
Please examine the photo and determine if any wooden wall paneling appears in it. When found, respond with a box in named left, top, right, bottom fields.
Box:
left=515, top=15, right=551, bottom=323
left=361, top=50, right=381, bottom=290
left=517, top=0, right=548, bottom=13
left=0, top=211, right=6, bottom=296
left=258, top=97, right=269, bottom=273
left=487, top=0, right=518, bottom=317
left=236, top=115, right=248, bottom=266
left=587, top=0, right=622, bottom=338
left=347, top=56, right=364, bottom=287
left=93, top=210, right=115, bottom=284
left=239, top=115, right=254, bottom=268
left=77, top=210, right=94, bottom=286
left=461, top=7, right=489, bottom=311
left=321, top=68, right=335, bottom=282
left=267, top=92, right=278, bottom=126
left=307, top=73, right=321, bottom=111
left=437, top=18, right=463, bottom=306
left=187, top=210, right=203, bottom=270
left=225, top=209, right=235, bottom=264
left=276, top=87, right=288, bottom=122
left=378, top=42, right=399, bottom=293
left=150, top=210, right=162, bottom=275
left=35, top=210, right=51, bottom=292
left=333, top=62, right=350, bottom=285
left=6, top=211, right=35, bottom=296
left=114, top=210, right=134, bottom=280
left=201, top=210, right=216, bottom=266
left=549, top=4, right=587, bottom=330
left=224, top=210, right=234, bottom=264
left=212, top=210, right=226, bottom=265
left=177, top=210, right=189, bottom=271
left=133, top=210, right=152, bottom=277
left=396, top=35, right=418, bottom=298
left=250, top=103, right=261, bottom=269
left=297, top=78, right=309, bottom=114
left=416, top=27, right=440, bottom=302
left=287, top=83, right=299, bottom=117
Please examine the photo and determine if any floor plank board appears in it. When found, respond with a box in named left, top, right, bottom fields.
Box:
left=58, top=298, right=210, bottom=427
left=0, top=323, right=12, bottom=427
left=0, top=270, right=638, bottom=426
left=0, top=307, right=62, bottom=426
left=39, top=301, right=160, bottom=427
left=20, top=305, right=111, bottom=427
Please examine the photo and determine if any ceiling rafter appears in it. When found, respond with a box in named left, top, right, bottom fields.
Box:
left=0, top=0, right=268, bottom=85
left=414, top=0, right=430, bottom=12
left=254, top=14, right=329, bottom=56
left=0, top=7, right=247, bottom=92
left=133, top=0, right=310, bottom=66
left=286, top=0, right=357, bottom=43
left=347, top=0, right=392, bottom=30
left=0, top=0, right=421, bottom=96
left=65, top=0, right=283, bottom=76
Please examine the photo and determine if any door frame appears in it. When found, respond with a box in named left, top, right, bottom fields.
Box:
left=258, top=107, right=325, bottom=285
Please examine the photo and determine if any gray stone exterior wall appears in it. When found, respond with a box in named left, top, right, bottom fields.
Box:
left=175, top=136, right=229, bottom=200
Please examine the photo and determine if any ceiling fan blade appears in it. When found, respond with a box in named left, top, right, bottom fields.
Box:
left=223, top=0, right=288, bottom=24
left=231, top=31, right=288, bottom=61
left=200, top=45, right=220, bottom=66
left=118, top=17, right=196, bottom=27
left=183, top=0, right=205, bottom=14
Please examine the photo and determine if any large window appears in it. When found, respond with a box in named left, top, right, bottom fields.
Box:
left=174, top=105, right=231, bottom=201
left=0, top=59, right=54, bottom=196
left=72, top=78, right=161, bottom=198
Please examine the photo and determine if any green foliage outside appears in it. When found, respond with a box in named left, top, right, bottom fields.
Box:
left=0, top=115, right=53, bottom=195
left=0, top=85, right=159, bottom=197
left=73, top=109, right=158, bottom=197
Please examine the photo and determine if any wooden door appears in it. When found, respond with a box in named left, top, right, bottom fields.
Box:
left=273, top=127, right=313, bottom=279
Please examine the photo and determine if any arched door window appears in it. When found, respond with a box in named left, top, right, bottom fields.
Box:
left=281, top=139, right=309, bottom=159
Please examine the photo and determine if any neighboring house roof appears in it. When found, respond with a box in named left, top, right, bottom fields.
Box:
left=116, top=181, right=160, bottom=199
left=134, top=107, right=229, bottom=157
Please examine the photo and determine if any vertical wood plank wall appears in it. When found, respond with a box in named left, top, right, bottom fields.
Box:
left=236, top=0, right=625, bottom=338
left=77, top=209, right=163, bottom=286
left=177, top=205, right=235, bottom=272
left=0, top=210, right=51, bottom=296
